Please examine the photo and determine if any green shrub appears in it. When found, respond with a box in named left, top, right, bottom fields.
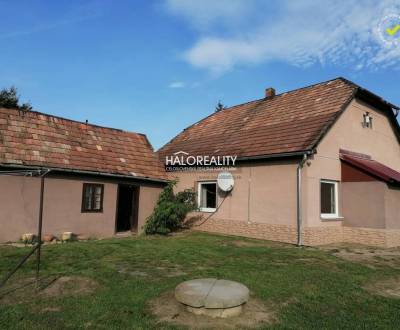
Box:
left=144, top=180, right=197, bottom=235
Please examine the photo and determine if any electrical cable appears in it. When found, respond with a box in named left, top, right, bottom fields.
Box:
left=192, top=191, right=230, bottom=227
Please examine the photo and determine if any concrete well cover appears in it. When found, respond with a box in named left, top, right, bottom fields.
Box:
left=175, top=278, right=249, bottom=309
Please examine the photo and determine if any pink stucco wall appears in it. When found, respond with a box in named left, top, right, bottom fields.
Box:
left=0, top=175, right=162, bottom=242
left=173, top=160, right=298, bottom=227
left=342, top=182, right=400, bottom=230
left=385, top=186, right=400, bottom=230
left=342, top=181, right=386, bottom=229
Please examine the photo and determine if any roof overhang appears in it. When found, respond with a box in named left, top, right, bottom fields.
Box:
left=0, top=164, right=169, bottom=184
left=236, top=149, right=315, bottom=162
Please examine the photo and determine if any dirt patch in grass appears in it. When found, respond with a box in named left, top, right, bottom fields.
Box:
left=364, top=276, right=400, bottom=299
left=41, top=276, right=98, bottom=297
left=116, top=263, right=187, bottom=278
left=222, top=239, right=289, bottom=249
left=229, top=240, right=265, bottom=248
left=322, top=244, right=400, bottom=269
left=0, top=276, right=98, bottom=305
left=148, top=291, right=276, bottom=329
left=41, top=306, right=62, bottom=313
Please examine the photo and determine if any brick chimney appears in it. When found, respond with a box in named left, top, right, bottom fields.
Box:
left=265, top=87, right=276, bottom=99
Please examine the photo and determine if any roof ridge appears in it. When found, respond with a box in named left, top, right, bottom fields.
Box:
left=0, top=107, right=147, bottom=137
left=158, top=77, right=349, bottom=152
left=224, top=76, right=350, bottom=111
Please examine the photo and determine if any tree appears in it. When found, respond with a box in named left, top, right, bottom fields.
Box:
left=144, top=180, right=197, bottom=235
left=215, top=100, right=226, bottom=112
left=0, top=86, right=32, bottom=111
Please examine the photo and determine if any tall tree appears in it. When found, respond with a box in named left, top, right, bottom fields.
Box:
left=0, top=86, right=32, bottom=111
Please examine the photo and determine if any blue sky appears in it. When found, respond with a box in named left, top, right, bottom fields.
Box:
left=0, top=0, right=399, bottom=149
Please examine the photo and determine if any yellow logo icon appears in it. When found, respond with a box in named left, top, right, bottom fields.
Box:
left=386, top=24, right=400, bottom=36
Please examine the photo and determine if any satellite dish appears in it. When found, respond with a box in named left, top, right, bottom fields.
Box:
left=217, top=172, right=234, bottom=192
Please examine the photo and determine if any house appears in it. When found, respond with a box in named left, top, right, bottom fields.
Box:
left=159, top=77, right=400, bottom=247
left=0, top=108, right=167, bottom=243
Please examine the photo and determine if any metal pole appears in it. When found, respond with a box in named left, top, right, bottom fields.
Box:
left=36, top=172, right=46, bottom=287
left=0, top=244, right=39, bottom=288
left=0, top=169, right=50, bottom=290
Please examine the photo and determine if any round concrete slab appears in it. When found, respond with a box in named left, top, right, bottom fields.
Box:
left=175, top=278, right=249, bottom=309
left=175, top=278, right=216, bottom=308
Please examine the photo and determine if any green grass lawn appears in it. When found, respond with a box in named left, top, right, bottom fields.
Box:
left=1, top=232, right=400, bottom=329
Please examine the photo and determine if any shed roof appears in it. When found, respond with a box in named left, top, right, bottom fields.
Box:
left=340, top=151, right=400, bottom=185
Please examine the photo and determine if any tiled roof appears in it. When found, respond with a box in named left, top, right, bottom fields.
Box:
left=0, top=108, right=167, bottom=181
left=159, top=78, right=359, bottom=159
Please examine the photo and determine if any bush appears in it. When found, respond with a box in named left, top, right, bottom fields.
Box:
left=144, top=180, right=197, bottom=235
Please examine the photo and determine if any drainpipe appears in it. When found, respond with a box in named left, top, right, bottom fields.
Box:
left=297, top=154, right=308, bottom=246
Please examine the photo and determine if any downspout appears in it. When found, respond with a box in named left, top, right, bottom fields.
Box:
left=297, top=154, right=308, bottom=246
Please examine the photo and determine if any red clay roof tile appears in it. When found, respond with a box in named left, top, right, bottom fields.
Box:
left=159, top=78, right=357, bottom=159
left=0, top=108, right=167, bottom=181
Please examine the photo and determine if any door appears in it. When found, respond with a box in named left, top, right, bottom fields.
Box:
left=115, top=185, right=139, bottom=232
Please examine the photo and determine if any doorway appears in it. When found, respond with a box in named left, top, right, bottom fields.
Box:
left=116, top=185, right=139, bottom=233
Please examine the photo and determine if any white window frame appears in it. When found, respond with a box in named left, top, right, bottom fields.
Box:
left=198, top=181, right=217, bottom=213
left=320, top=180, right=339, bottom=219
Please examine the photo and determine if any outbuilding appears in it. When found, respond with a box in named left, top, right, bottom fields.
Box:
left=0, top=108, right=167, bottom=242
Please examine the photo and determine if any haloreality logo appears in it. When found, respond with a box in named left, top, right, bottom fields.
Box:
left=165, top=151, right=237, bottom=172
left=376, top=14, right=400, bottom=46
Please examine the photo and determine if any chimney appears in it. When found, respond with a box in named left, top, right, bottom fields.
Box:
left=265, top=87, right=275, bottom=99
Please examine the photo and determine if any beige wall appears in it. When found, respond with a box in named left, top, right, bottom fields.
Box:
left=44, top=177, right=118, bottom=238
left=342, top=182, right=400, bottom=230
left=0, top=176, right=40, bottom=242
left=304, top=98, right=400, bottom=228
left=0, top=175, right=163, bottom=242
left=342, top=181, right=386, bottom=229
left=137, top=185, right=163, bottom=232
left=174, top=160, right=298, bottom=227
left=385, top=186, right=400, bottom=230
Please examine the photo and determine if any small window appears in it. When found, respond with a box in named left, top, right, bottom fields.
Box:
left=320, top=180, right=338, bottom=218
left=362, top=112, right=373, bottom=129
left=82, top=183, right=104, bottom=212
left=198, top=182, right=217, bottom=212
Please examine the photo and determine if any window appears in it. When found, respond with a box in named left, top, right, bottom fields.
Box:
left=362, top=112, right=373, bottom=129
left=198, top=182, right=217, bottom=212
left=82, top=183, right=104, bottom=212
left=320, top=180, right=338, bottom=218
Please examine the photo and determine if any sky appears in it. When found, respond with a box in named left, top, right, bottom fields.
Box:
left=0, top=0, right=399, bottom=149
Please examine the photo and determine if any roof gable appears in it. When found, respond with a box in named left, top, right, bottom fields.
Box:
left=0, top=108, right=167, bottom=181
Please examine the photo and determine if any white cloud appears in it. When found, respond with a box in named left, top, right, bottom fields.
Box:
left=166, top=0, right=400, bottom=73
left=165, top=0, right=257, bottom=30
left=168, top=81, right=186, bottom=88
